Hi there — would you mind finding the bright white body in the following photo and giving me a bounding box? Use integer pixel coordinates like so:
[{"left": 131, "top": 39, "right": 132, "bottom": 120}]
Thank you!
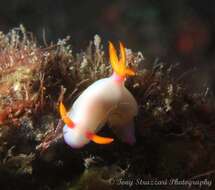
[{"left": 63, "top": 76, "right": 138, "bottom": 148}]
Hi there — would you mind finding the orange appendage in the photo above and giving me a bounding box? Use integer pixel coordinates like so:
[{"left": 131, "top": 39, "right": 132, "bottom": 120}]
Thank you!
[
  {"left": 59, "top": 102, "right": 74, "bottom": 128},
  {"left": 85, "top": 131, "right": 114, "bottom": 144},
  {"left": 109, "top": 41, "right": 135, "bottom": 78}
]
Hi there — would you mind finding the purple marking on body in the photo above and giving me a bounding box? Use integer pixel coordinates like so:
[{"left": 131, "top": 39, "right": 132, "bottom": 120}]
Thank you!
[{"left": 111, "top": 72, "right": 125, "bottom": 83}]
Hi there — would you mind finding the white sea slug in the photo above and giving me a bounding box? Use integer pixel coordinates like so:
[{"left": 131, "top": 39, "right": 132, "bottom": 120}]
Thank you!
[{"left": 59, "top": 42, "right": 138, "bottom": 148}]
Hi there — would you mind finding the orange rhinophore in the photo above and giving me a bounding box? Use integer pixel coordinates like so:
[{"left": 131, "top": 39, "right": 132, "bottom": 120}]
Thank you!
[
  {"left": 60, "top": 101, "right": 114, "bottom": 145},
  {"left": 85, "top": 131, "right": 114, "bottom": 144},
  {"left": 59, "top": 102, "right": 74, "bottom": 128}
]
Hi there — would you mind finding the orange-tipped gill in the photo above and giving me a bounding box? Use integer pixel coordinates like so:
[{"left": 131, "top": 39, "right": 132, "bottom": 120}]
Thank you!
[{"left": 109, "top": 41, "right": 135, "bottom": 78}]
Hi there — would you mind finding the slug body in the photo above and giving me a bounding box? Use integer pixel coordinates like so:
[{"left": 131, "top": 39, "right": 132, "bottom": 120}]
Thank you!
[{"left": 60, "top": 42, "right": 138, "bottom": 148}]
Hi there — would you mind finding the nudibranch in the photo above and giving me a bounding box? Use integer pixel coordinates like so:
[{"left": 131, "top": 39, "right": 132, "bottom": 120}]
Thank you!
[{"left": 60, "top": 42, "right": 138, "bottom": 148}]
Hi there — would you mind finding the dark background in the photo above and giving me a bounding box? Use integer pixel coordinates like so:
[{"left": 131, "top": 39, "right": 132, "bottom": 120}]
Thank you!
[{"left": 1, "top": 0, "right": 215, "bottom": 73}]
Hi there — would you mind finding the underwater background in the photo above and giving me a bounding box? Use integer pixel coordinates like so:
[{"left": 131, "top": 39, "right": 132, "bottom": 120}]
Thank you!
[
  {"left": 0, "top": 0, "right": 215, "bottom": 189},
  {"left": 0, "top": 0, "right": 215, "bottom": 60}
]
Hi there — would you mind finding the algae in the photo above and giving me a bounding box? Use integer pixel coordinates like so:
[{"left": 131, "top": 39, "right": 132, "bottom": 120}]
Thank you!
[{"left": 0, "top": 26, "right": 214, "bottom": 190}]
